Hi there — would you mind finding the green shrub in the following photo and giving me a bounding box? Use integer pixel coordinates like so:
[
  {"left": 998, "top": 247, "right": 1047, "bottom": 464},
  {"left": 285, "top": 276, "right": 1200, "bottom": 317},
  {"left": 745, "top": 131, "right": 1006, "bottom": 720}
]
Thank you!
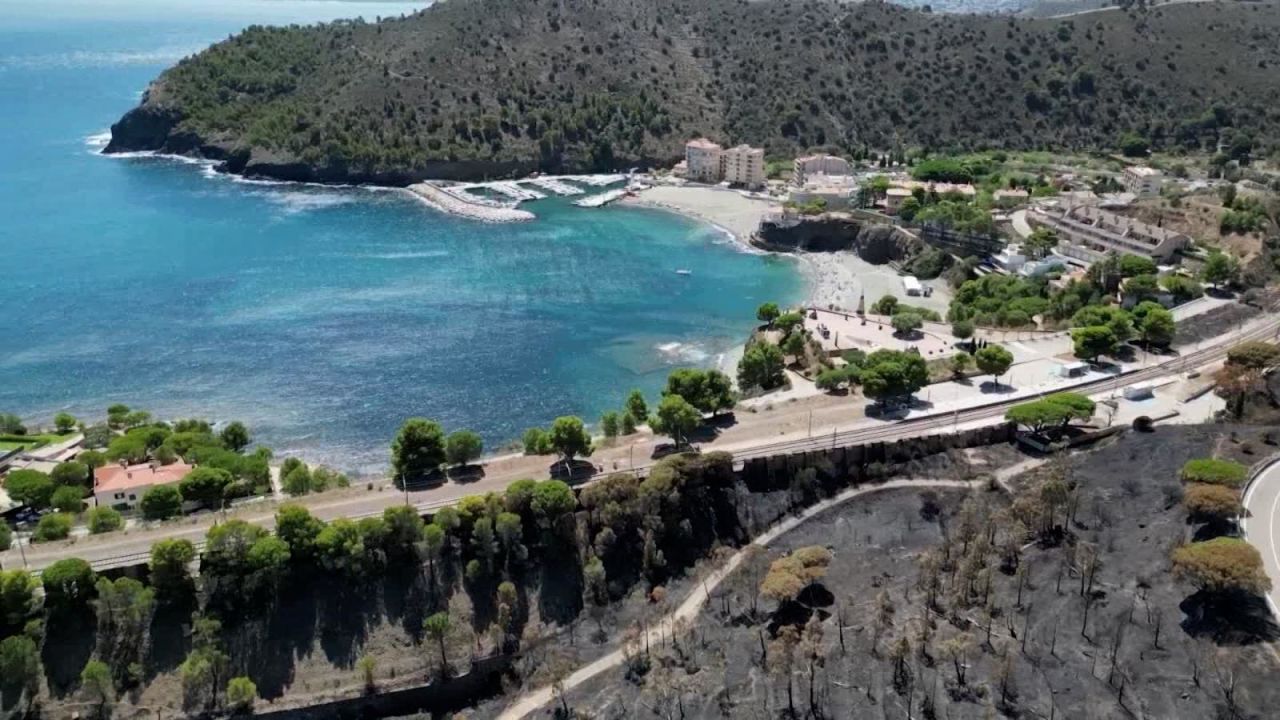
[
  {"left": 1180, "top": 458, "right": 1248, "bottom": 488},
  {"left": 32, "top": 513, "right": 73, "bottom": 543}
]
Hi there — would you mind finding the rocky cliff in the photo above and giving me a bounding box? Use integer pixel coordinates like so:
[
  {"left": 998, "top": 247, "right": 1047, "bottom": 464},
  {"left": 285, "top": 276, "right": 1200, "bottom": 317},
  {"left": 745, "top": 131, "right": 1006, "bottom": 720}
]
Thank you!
[{"left": 753, "top": 214, "right": 921, "bottom": 263}]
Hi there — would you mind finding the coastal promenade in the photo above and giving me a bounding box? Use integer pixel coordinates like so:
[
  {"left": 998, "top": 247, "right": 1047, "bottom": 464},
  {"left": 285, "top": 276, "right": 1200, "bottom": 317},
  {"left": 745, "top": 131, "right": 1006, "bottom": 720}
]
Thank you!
[{"left": 4, "top": 311, "right": 1276, "bottom": 574}]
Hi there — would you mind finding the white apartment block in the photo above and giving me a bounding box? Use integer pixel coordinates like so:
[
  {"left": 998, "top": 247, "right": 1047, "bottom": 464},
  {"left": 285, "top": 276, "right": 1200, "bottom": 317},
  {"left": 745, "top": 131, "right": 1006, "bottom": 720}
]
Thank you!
[
  {"left": 1121, "top": 166, "right": 1164, "bottom": 197},
  {"left": 1028, "top": 204, "right": 1189, "bottom": 265},
  {"left": 684, "top": 138, "right": 723, "bottom": 183},
  {"left": 793, "top": 154, "right": 851, "bottom": 186},
  {"left": 682, "top": 139, "right": 766, "bottom": 189},
  {"left": 721, "top": 144, "right": 765, "bottom": 189}
]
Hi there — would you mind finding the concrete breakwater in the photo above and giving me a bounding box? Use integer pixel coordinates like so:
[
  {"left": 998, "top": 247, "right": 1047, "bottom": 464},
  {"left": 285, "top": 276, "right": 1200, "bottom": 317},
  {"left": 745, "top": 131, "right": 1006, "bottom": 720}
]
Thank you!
[{"left": 406, "top": 182, "right": 535, "bottom": 222}]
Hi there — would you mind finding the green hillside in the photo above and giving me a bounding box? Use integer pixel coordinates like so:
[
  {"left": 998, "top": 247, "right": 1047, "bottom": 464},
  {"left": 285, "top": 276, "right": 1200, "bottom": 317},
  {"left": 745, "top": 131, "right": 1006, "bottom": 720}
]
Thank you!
[{"left": 106, "top": 0, "right": 1280, "bottom": 183}]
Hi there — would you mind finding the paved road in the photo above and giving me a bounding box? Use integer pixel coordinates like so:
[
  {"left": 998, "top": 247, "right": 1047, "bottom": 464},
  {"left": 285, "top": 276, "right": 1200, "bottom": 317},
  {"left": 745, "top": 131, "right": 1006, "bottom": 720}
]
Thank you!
[
  {"left": 6, "top": 312, "right": 1279, "bottom": 574},
  {"left": 1242, "top": 456, "right": 1280, "bottom": 615}
]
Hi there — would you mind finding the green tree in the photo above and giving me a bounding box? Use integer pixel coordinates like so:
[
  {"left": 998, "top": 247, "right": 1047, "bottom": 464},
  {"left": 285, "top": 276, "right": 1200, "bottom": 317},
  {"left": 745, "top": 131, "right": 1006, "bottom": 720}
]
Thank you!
[
  {"left": 383, "top": 505, "right": 425, "bottom": 557},
  {"left": 756, "top": 302, "right": 781, "bottom": 326},
  {"left": 872, "top": 294, "right": 900, "bottom": 316},
  {"left": 1226, "top": 341, "right": 1280, "bottom": 370},
  {"left": 80, "top": 659, "right": 114, "bottom": 714},
  {"left": 4, "top": 469, "right": 54, "bottom": 508},
  {"left": 1123, "top": 273, "right": 1160, "bottom": 301},
  {"left": 41, "top": 557, "right": 97, "bottom": 609},
  {"left": 1005, "top": 393, "right": 1096, "bottom": 433},
  {"left": 859, "top": 350, "right": 929, "bottom": 405},
  {"left": 951, "top": 319, "right": 975, "bottom": 340},
  {"left": 974, "top": 345, "right": 1014, "bottom": 385},
  {"left": 1135, "top": 302, "right": 1176, "bottom": 347},
  {"left": 445, "top": 429, "right": 483, "bottom": 468},
  {"left": 1201, "top": 250, "right": 1238, "bottom": 289},
  {"left": 179, "top": 467, "right": 233, "bottom": 509},
  {"left": 0, "top": 570, "right": 39, "bottom": 631},
  {"left": 85, "top": 506, "right": 123, "bottom": 534},
  {"left": 141, "top": 484, "right": 183, "bottom": 520},
  {"left": 548, "top": 416, "right": 591, "bottom": 467},
  {"left": 219, "top": 421, "right": 251, "bottom": 453},
  {"left": 423, "top": 612, "right": 452, "bottom": 677},
  {"left": 77, "top": 450, "right": 107, "bottom": 469},
  {"left": 1172, "top": 538, "right": 1270, "bottom": 596},
  {"left": 276, "top": 504, "right": 325, "bottom": 560},
  {"left": 1024, "top": 227, "right": 1058, "bottom": 259},
  {"left": 1071, "top": 325, "right": 1117, "bottom": 362},
  {"left": 782, "top": 331, "right": 807, "bottom": 357},
  {"left": 51, "top": 485, "right": 85, "bottom": 513},
  {"left": 522, "top": 426, "right": 552, "bottom": 455},
  {"left": 950, "top": 351, "right": 972, "bottom": 378},
  {"left": 54, "top": 412, "right": 78, "bottom": 434},
  {"left": 0, "top": 413, "right": 26, "bottom": 435},
  {"left": 624, "top": 389, "right": 649, "bottom": 425},
  {"left": 282, "top": 463, "right": 313, "bottom": 496},
  {"left": 33, "top": 512, "right": 73, "bottom": 542},
  {"left": 149, "top": 539, "right": 196, "bottom": 600},
  {"left": 0, "top": 522, "right": 10, "bottom": 551},
  {"left": 531, "top": 480, "right": 576, "bottom": 532},
  {"left": 81, "top": 425, "right": 113, "bottom": 449},
  {"left": 0, "top": 635, "right": 41, "bottom": 702},
  {"left": 1117, "top": 255, "right": 1157, "bottom": 278},
  {"left": 226, "top": 676, "right": 258, "bottom": 713},
  {"left": 600, "top": 411, "right": 620, "bottom": 438},
  {"left": 620, "top": 411, "right": 638, "bottom": 435},
  {"left": 650, "top": 394, "right": 702, "bottom": 448},
  {"left": 1118, "top": 131, "right": 1149, "bottom": 157},
  {"left": 738, "top": 343, "right": 786, "bottom": 391},
  {"left": 891, "top": 312, "right": 923, "bottom": 336},
  {"left": 391, "top": 418, "right": 446, "bottom": 484}
]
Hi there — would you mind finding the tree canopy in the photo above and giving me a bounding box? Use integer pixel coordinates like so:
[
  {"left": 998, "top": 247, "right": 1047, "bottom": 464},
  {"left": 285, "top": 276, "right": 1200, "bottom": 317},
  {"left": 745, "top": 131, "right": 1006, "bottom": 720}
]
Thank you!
[
  {"left": 650, "top": 394, "right": 702, "bottom": 448},
  {"left": 391, "top": 418, "right": 447, "bottom": 483},
  {"left": 1172, "top": 538, "right": 1270, "bottom": 596},
  {"left": 1180, "top": 458, "right": 1248, "bottom": 487},
  {"left": 1005, "top": 392, "right": 1095, "bottom": 433}
]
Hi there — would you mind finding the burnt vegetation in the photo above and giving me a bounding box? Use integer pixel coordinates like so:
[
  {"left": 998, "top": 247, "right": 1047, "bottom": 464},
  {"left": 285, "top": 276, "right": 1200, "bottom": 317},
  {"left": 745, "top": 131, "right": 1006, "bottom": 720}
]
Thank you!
[{"left": 111, "top": 0, "right": 1280, "bottom": 182}]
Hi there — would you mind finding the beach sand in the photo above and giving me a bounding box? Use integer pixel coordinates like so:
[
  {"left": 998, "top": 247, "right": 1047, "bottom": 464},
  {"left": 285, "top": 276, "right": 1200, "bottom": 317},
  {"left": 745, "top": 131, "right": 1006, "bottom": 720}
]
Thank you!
[
  {"left": 623, "top": 184, "right": 778, "bottom": 245},
  {"left": 626, "top": 184, "right": 951, "bottom": 314}
]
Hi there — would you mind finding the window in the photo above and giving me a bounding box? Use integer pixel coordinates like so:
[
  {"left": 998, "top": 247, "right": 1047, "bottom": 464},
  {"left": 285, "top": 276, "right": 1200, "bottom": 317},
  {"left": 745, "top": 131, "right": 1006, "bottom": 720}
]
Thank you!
[
  {"left": 129, "top": 494, "right": 136, "bottom": 501},
  {"left": 114, "top": 492, "right": 125, "bottom": 500}
]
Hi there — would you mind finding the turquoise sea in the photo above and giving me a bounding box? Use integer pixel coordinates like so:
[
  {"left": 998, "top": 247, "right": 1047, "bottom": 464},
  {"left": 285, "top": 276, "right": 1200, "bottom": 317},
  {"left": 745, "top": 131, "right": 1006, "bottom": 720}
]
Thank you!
[{"left": 0, "top": 0, "right": 802, "bottom": 473}]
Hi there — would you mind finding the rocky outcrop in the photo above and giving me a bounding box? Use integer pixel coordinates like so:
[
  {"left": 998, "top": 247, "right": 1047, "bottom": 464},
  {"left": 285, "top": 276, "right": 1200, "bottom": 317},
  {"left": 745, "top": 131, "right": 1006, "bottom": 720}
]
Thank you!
[{"left": 752, "top": 214, "right": 922, "bottom": 263}]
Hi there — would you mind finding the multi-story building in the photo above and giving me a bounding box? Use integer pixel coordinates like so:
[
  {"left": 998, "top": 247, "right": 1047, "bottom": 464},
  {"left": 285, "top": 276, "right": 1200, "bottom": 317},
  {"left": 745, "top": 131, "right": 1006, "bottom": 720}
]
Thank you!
[
  {"left": 793, "top": 154, "right": 851, "bottom": 186},
  {"left": 720, "top": 144, "right": 765, "bottom": 189},
  {"left": 1121, "top": 166, "right": 1165, "bottom": 197},
  {"left": 1028, "top": 204, "right": 1189, "bottom": 265},
  {"left": 684, "top": 138, "right": 723, "bottom": 183}
]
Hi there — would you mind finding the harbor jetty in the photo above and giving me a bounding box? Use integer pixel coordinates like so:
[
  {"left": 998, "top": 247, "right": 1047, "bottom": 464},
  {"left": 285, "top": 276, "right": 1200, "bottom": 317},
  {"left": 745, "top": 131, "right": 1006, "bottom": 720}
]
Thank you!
[{"left": 407, "top": 182, "right": 535, "bottom": 222}]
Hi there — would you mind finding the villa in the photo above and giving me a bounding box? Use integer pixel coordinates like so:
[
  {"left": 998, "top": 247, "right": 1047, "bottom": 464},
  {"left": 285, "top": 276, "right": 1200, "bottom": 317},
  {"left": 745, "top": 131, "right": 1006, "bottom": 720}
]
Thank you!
[{"left": 94, "top": 461, "right": 192, "bottom": 510}]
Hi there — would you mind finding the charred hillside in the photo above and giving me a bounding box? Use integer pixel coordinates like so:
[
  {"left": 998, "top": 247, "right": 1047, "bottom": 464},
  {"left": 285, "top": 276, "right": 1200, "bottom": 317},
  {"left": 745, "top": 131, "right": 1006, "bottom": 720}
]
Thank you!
[{"left": 106, "top": 0, "right": 1280, "bottom": 184}]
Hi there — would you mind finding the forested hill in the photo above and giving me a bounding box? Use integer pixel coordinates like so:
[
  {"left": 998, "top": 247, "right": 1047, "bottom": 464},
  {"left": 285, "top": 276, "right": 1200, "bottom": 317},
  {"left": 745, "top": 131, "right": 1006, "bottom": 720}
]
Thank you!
[{"left": 106, "top": 0, "right": 1280, "bottom": 184}]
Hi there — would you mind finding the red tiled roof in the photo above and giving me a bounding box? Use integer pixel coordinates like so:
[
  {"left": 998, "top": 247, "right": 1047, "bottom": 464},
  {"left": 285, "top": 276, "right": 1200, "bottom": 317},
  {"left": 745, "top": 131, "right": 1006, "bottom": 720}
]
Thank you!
[{"left": 94, "top": 462, "right": 192, "bottom": 494}]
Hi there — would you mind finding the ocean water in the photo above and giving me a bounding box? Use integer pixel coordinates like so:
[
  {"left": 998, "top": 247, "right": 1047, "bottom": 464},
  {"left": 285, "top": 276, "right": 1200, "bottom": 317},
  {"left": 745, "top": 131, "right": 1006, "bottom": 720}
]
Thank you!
[{"left": 0, "top": 0, "right": 802, "bottom": 474}]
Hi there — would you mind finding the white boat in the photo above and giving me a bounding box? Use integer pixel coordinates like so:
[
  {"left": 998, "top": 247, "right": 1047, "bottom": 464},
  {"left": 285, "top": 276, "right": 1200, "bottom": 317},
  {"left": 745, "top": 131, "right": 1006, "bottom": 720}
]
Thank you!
[{"left": 675, "top": 269, "right": 692, "bottom": 276}]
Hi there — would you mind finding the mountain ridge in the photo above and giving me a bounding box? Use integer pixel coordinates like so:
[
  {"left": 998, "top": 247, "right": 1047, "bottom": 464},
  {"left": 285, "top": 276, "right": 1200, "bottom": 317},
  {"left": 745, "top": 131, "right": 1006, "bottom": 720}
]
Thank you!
[{"left": 106, "top": 0, "right": 1280, "bottom": 184}]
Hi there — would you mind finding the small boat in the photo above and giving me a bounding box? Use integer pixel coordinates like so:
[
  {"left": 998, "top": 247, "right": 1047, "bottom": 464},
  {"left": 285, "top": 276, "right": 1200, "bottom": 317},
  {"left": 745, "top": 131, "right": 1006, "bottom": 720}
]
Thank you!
[{"left": 675, "top": 269, "right": 692, "bottom": 276}]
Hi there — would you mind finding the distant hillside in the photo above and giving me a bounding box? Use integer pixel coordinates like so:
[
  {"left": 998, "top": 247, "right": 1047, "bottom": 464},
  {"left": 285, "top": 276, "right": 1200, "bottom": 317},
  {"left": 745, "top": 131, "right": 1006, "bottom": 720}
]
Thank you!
[{"left": 106, "top": 0, "right": 1280, "bottom": 184}]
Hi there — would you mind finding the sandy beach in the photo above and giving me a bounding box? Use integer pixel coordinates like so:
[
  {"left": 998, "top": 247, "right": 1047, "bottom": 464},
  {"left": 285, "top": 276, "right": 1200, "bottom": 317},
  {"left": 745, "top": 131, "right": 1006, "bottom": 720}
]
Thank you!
[{"left": 625, "top": 184, "right": 951, "bottom": 314}]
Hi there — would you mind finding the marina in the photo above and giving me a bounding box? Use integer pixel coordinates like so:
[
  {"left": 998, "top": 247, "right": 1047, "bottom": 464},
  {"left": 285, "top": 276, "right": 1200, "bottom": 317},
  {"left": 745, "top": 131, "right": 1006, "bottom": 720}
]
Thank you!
[{"left": 419, "top": 174, "right": 635, "bottom": 220}]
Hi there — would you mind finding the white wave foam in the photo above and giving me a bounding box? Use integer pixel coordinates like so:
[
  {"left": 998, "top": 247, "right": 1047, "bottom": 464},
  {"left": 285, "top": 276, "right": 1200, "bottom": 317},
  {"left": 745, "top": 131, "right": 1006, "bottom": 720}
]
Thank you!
[
  {"left": 655, "top": 341, "right": 711, "bottom": 365},
  {"left": 84, "top": 130, "right": 111, "bottom": 148},
  {"left": 1, "top": 46, "right": 203, "bottom": 71},
  {"left": 261, "top": 191, "right": 357, "bottom": 214}
]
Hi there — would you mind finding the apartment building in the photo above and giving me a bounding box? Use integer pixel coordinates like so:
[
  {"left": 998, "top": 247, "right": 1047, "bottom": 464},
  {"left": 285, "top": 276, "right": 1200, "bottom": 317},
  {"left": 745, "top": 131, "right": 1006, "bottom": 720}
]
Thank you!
[
  {"left": 793, "top": 154, "right": 851, "bottom": 186},
  {"left": 1028, "top": 204, "right": 1189, "bottom": 264},
  {"left": 721, "top": 144, "right": 765, "bottom": 188},
  {"left": 684, "top": 138, "right": 723, "bottom": 183},
  {"left": 1121, "top": 166, "right": 1165, "bottom": 197}
]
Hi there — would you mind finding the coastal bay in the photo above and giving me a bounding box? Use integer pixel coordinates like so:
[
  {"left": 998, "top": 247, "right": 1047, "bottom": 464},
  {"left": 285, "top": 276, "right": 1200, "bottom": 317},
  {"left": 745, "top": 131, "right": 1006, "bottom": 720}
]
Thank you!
[{"left": 0, "top": 4, "right": 803, "bottom": 475}]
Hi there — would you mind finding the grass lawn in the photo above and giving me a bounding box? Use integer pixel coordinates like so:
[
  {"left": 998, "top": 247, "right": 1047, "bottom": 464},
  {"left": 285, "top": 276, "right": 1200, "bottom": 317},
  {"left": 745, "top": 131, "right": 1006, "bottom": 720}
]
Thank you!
[
  {"left": 0, "top": 431, "right": 76, "bottom": 453},
  {"left": 0, "top": 440, "right": 30, "bottom": 452}
]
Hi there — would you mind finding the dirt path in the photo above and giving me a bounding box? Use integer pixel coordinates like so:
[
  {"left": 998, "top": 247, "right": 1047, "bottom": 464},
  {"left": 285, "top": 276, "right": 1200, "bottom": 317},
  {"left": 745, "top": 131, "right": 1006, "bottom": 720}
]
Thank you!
[{"left": 495, "top": 478, "right": 980, "bottom": 719}]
